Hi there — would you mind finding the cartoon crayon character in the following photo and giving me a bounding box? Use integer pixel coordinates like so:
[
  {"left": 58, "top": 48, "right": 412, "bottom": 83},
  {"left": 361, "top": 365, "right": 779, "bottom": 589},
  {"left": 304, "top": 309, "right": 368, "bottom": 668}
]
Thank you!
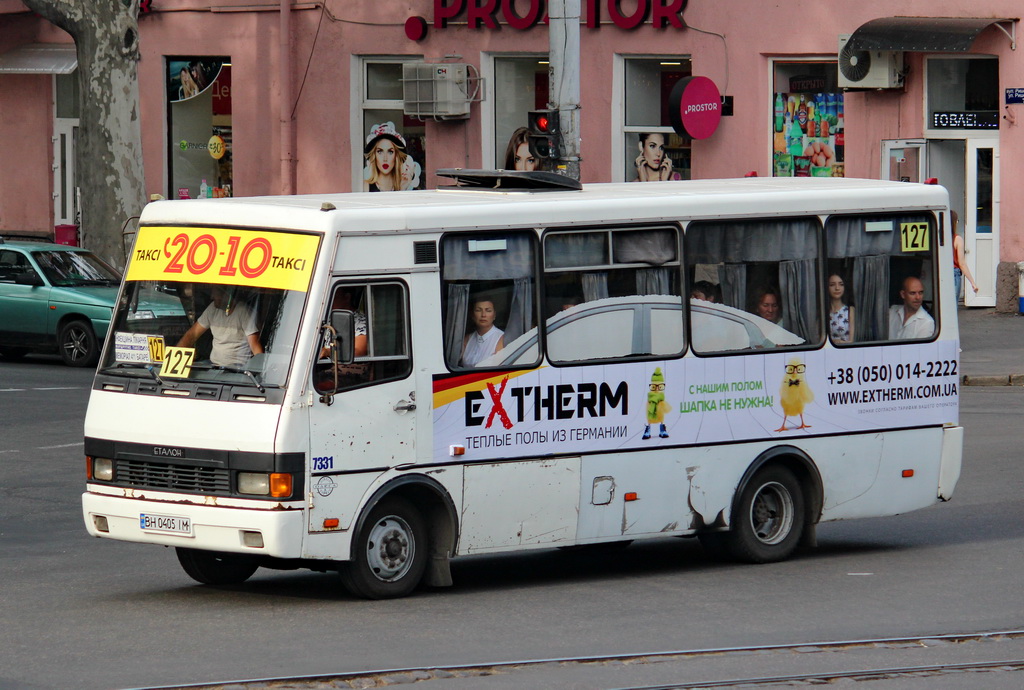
[
  {"left": 643, "top": 367, "right": 672, "bottom": 439},
  {"left": 776, "top": 358, "right": 814, "bottom": 431}
]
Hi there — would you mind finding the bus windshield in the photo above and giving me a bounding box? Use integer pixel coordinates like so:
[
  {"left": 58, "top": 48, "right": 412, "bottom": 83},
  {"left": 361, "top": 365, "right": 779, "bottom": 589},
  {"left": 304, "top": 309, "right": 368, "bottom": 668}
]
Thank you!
[
  {"left": 99, "top": 225, "right": 321, "bottom": 389},
  {"left": 101, "top": 281, "right": 306, "bottom": 388}
]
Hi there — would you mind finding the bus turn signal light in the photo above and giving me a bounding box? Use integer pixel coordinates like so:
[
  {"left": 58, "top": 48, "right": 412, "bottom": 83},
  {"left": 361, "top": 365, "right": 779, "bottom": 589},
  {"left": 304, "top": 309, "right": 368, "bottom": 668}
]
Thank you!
[
  {"left": 624, "top": 492, "right": 638, "bottom": 502},
  {"left": 323, "top": 518, "right": 340, "bottom": 529},
  {"left": 902, "top": 469, "right": 915, "bottom": 478},
  {"left": 270, "top": 473, "right": 293, "bottom": 498}
]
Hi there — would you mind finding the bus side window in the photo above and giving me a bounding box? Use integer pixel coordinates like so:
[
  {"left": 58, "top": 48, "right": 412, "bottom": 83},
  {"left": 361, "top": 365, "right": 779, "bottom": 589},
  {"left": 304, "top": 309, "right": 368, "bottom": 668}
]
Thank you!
[
  {"left": 440, "top": 233, "right": 538, "bottom": 370},
  {"left": 542, "top": 226, "right": 683, "bottom": 363},
  {"left": 685, "top": 218, "right": 822, "bottom": 354},
  {"left": 824, "top": 214, "right": 937, "bottom": 344},
  {"left": 313, "top": 282, "right": 411, "bottom": 393}
]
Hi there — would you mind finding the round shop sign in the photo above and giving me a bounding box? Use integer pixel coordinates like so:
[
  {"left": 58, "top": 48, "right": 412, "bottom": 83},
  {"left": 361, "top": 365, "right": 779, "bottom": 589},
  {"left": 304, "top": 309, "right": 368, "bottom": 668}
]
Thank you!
[
  {"left": 208, "top": 135, "right": 226, "bottom": 160},
  {"left": 669, "top": 76, "right": 722, "bottom": 140}
]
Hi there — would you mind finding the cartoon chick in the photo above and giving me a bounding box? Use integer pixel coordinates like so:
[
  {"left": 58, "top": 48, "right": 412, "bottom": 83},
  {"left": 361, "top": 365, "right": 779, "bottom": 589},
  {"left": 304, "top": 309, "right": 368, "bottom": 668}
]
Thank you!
[
  {"left": 776, "top": 358, "right": 814, "bottom": 431},
  {"left": 643, "top": 367, "right": 672, "bottom": 439}
]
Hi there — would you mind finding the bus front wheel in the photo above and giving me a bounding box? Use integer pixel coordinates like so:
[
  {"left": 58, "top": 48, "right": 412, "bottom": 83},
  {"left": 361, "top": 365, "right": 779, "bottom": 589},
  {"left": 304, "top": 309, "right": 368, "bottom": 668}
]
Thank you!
[
  {"left": 701, "top": 465, "right": 805, "bottom": 563},
  {"left": 176, "top": 547, "right": 259, "bottom": 585},
  {"left": 340, "top": 497, "right": 428, "bottom": 599}
]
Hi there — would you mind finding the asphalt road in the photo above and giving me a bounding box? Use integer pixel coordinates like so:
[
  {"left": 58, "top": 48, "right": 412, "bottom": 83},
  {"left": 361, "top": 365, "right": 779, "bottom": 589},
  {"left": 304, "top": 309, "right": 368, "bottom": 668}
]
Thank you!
[{"left": 1, "top": 356, "right": 1023, "bottom": 689}]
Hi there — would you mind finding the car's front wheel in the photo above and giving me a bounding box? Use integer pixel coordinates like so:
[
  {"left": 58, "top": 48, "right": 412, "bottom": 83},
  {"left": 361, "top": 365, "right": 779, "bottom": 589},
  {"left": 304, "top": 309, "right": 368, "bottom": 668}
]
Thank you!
[{"left": 58, "top": 320, "right": 98, "bottom": 367}]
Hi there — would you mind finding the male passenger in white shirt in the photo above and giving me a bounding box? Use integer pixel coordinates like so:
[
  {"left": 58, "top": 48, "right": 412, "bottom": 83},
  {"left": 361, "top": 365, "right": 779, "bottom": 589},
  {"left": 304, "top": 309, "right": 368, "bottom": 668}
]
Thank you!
[{"left": 888, "top": 276, "right": 934, "bottom": 340}]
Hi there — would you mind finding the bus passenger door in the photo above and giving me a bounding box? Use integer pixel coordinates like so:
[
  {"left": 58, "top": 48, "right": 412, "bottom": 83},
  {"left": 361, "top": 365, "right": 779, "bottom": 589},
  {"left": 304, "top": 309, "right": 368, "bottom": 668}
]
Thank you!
[{"left": 306, "top": 280, "right": 416, "bottom": 541}]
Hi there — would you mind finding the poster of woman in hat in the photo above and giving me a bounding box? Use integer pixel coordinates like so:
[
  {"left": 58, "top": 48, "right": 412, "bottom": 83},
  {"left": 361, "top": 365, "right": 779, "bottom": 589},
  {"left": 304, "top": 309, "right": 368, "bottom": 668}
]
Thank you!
[{"left": 363, "top": 122, "right": 409, "bottom": 192}]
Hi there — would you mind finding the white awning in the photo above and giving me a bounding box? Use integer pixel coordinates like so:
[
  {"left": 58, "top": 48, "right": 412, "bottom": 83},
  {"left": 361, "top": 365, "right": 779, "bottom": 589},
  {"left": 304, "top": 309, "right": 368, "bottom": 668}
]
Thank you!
[{"left": 0, "top": 43, "right": 77, "bottom": 75}]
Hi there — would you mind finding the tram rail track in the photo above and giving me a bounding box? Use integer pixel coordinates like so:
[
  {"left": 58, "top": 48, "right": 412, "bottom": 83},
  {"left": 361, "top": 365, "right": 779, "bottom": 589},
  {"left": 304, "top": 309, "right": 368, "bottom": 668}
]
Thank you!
[{"left": 137, "top": 628, "right": 1024, "bottom": 689}]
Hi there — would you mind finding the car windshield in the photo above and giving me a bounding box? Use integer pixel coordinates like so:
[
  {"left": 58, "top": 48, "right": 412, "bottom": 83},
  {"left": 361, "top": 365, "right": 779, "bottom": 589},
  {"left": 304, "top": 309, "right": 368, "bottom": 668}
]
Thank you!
[
  {"left": 32, "top": 250, "right": 120, "bottom": 287},
  {"left": 100, "top": 280, "right": 307, "bottom": 388}
]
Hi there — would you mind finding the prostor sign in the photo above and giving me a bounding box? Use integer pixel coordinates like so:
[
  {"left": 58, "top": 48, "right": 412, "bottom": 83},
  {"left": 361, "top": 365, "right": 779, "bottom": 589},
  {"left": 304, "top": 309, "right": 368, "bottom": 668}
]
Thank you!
[
  {"left": 669, "top": 76, "right": 722, "bottom": 140},
  {"left": 406, "top": 0, "right": 688, "bottom": 40}
]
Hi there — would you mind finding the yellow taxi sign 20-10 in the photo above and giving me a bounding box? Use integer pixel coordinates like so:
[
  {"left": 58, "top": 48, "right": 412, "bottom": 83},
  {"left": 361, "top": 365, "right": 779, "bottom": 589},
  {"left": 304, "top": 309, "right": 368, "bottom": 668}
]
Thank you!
[{"left": 126, "top": 226, "right": 320, "bottom": 292}]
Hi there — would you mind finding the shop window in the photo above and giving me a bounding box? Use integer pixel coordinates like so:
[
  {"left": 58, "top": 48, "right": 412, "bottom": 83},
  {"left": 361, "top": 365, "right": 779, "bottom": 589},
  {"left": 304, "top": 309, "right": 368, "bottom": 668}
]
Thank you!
[
  {"left": 622, "top": 58, "right": 691, "bottom": 182},
  {"left": 927, "top": 58, "right": 999, "bottom": 130},
  {"left": 167, "top": 57, "right": 232, "bottom": 200},
  {"left": 314, "top": 282, "right": 411, "bottom": 393},
  {"left": 685, "top": 218, "right": 822, "bottom": 354},
  {"left": 440, "top": 233, "right": 539, "bottom": 370},
  {"left": 359, "top": 58, "right": 426, "bottom": 191},
  {"left": 825, "top": 213, "right": 937, "bottom": 344},
  {"left": 492, "top": 57, "right": 549, "bottom": 170},
  {"left": 543, "top": 226, "right": 683, "bottom": 363},
  {"left": 771, "top": 61, "right": 844, "bottom": 178}
]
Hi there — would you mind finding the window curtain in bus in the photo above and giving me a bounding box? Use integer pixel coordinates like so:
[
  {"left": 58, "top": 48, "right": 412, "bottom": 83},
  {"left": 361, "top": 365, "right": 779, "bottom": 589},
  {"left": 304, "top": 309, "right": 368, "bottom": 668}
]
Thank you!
[
  {"left": 852, "top": 255, "right": 889, "bottom": 341},
  {"left": 688, "top": 221, "right": 818, "bottom": 263},
  {"left": 545, "top": 233, "right": 606, "bottom": 268},
  {"left": 779, "top": 259, "right": 816, "bottom": 342},
  {"left": 612, "top": 229, "right": 677, "bottom": 265},
  {"left": 719, "top": 264, "right": 747, "bottom": 310},
  {"left": 504, "top": 277, "right": 533, "bottom": 342},
  {"left": 582, "top": 272, "right": 609, "bottom": 301},
  {"left": 635, "top": 268, "right": 670, "bottom": 295},
  {"left": 444, "top": 283, "right": 470, "bottom": 365},
  {"left": 443, "top": 234, "right": 534, "bottom": 279}
]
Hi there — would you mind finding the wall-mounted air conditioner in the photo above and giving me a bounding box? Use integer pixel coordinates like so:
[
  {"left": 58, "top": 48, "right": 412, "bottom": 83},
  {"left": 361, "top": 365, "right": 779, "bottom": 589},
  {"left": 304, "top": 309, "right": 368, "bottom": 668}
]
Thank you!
[
  {"left": 838, "top": 35, "right": 904, "bottom": 89},
  {"left": 403, "top": 63, "right": 474, "bottom": 120}
]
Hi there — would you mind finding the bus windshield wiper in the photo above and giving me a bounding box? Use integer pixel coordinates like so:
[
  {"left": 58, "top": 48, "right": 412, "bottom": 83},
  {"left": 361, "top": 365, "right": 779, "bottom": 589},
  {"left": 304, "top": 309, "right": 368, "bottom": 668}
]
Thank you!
[
  {"left": 107, "top": 361, "right": 164, "bottom": 383},
  {"left": 206, "top": 364, "right": 266, "bottom": 393}
]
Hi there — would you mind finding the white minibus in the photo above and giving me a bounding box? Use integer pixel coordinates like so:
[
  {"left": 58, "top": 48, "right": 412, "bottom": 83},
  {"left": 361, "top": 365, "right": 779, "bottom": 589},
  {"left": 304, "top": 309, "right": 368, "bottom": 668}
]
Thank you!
[{"left": 83, "top": 172, "right": 962, "bottom": 598}]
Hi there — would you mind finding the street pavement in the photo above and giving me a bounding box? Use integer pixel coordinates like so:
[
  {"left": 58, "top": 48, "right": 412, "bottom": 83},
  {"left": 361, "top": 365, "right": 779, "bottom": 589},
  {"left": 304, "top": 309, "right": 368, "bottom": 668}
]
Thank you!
[{"left": 958, "top": 306, "right": 1024, "bottom": 384}]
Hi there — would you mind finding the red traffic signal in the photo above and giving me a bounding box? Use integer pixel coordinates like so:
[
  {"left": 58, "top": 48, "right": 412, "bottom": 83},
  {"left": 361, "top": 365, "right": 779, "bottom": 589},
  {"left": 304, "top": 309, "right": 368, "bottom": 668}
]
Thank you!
[
  {"left": 528, "top": 110, "right": 556, "bottom": 134},
  {"left": 527, "top": 110, "right": 560, "bottom": 159}
]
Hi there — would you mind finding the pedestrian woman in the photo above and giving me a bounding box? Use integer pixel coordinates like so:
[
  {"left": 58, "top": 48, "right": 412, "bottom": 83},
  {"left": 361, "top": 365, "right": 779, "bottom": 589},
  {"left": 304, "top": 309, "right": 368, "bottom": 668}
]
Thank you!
[{"left": 951, "top": 210, "right": 978, "bottom": 304}]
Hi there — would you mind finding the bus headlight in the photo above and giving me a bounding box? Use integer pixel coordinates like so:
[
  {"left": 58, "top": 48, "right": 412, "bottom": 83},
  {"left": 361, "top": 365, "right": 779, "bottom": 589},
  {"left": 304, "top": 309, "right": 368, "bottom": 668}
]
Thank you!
[
  {"left": 90, "top": 457, "right": 114, "bottom": 481},
  {"left": 238, "top": 472, "right": 293, "bottom": 498},
  {"left": 238, "top": 472, "right": 270, "bottom": 495}
]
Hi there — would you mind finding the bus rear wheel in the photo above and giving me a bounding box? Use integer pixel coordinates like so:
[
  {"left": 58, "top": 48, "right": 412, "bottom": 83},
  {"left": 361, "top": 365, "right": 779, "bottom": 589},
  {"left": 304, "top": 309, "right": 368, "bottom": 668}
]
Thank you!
[
  {"left": 700, "top": 465, "right": 805, "bottom": 564},
  {"left": 176, "top": 547, "right": 259, "bottom": 585},
  {"left": 340, "top": 497, "right": 427, "bottom": 599}
]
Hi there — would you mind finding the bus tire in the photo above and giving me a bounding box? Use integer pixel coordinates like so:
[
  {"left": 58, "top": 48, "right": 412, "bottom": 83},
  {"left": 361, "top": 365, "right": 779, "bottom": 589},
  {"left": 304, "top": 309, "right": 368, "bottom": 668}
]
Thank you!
[
  {"left": 340, "top": 496, "right": 428, "bottom": 599},
  {"left": 58, "top": 319, "right": 98, "bottom": 367},
  {"left": 175, "top": 547, "right": 259, "bottom": 585},
  {"left": 728, "top": 465, "right": 805, "bottom": 563}
]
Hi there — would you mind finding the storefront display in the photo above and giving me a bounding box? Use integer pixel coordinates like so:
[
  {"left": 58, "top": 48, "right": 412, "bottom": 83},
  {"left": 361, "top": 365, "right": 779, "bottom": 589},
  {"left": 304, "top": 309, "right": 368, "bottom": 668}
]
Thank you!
[
  {"left": 771, "top": 64, "right": 843, "bottom": 179},
  {"left": 772, "top": 89, "right": 844, "bottom": 178},
  {"left": 167, "top": 57, "right": 232, "bottom": 199}
]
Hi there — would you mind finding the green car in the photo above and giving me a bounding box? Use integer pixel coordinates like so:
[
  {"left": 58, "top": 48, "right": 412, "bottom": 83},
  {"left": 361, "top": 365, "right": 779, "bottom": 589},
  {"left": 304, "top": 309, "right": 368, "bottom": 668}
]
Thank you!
[{"left": 0, "top": 238, "right": 122, "bottom": 367}]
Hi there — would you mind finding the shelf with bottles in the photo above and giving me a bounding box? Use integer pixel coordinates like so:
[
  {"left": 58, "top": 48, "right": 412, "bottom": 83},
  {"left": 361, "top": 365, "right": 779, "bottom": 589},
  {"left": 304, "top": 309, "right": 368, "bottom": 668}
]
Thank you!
[{"left": 666, "top": 133, "right": 691, "bottom": 181}]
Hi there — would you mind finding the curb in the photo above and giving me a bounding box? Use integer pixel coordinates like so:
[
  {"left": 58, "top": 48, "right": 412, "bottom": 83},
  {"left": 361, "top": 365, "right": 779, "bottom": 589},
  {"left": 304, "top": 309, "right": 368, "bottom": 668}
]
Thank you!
[{"left": 961, "top": 374, "right": 1024, "bottom": 387}]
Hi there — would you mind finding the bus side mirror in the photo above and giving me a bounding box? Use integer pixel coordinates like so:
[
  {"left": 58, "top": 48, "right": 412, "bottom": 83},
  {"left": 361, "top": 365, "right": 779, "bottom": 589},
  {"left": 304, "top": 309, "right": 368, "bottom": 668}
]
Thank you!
[{"left": 329, "top": 309, "right": 355, "bottom": 365}]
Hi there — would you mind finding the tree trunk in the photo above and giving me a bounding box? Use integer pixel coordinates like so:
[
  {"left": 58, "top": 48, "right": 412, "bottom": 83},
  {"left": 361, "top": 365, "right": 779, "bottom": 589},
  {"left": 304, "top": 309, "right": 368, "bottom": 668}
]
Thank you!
[{"left": 21, "top": 0, "right": 146, "bottom": 270}]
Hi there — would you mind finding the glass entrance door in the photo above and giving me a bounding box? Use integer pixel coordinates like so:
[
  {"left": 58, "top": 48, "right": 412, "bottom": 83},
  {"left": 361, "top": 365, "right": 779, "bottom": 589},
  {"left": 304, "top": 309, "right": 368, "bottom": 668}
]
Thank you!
[
  {"left": 881, "top": 139, "right": 925, "bottom": 183},
  {"left": 964, "top": 141, "right": 998, "bottom": 307}
]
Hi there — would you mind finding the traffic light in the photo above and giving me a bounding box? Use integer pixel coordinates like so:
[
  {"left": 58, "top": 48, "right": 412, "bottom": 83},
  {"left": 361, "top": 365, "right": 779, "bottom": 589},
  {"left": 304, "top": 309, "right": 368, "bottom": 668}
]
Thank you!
[{"left": 527, "top": 109, "right": 561, "bottom": 160}]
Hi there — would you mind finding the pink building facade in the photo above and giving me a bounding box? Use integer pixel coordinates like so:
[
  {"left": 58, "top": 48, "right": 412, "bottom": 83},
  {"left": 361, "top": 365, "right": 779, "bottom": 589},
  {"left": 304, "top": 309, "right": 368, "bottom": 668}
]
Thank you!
[{"left": 1, "top": 1, "right": 1021, "bottom": 307}]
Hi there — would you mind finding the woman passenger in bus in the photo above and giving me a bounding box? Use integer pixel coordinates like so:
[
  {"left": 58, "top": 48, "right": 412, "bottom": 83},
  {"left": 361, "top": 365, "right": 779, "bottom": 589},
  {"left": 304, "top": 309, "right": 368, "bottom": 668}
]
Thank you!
[
  {"left": 461, "top": 298, "right": 504, "bottom": 367},
  {"left": 753, "top": 286, "right": 782, "bottom": 324},
  {"left": 827, "top": 273, "right": 855, "bottom": 343}
]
